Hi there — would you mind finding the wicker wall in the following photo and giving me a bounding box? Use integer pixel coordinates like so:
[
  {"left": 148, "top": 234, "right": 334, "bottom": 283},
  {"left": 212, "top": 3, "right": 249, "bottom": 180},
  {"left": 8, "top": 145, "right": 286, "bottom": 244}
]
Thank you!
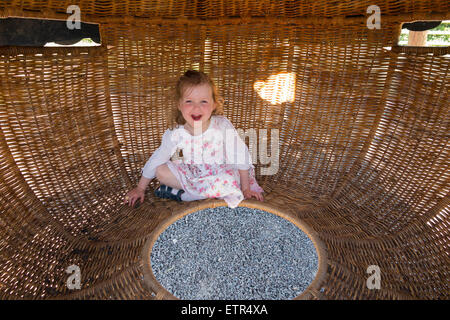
[{"left": 0, "top": 0, "right": 448, "bottom": 299}]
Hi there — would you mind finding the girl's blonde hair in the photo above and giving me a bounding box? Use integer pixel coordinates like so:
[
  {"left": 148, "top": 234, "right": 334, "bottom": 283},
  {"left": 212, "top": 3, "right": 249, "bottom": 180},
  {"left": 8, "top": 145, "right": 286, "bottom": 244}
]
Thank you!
[{"left": 168, "top": 70, "right": 224, "bottom": 130}]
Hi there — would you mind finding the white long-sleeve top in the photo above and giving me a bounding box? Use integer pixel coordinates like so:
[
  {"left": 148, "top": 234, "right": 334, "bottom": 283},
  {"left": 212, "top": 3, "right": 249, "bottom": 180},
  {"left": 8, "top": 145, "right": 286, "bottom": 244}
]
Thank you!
[{"left": 141, "top": 115, "right": 254, "bottom": 179}]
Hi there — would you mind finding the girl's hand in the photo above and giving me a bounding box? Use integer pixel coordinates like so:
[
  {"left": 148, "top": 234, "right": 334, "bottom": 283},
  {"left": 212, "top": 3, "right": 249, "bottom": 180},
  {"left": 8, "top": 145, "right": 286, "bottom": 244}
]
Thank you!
[
  {"left": 124, "top": 187, "right": 145, "bottom": 207},
  {"left": 243, "top": 189, "right": 264, "bottom": 201}
]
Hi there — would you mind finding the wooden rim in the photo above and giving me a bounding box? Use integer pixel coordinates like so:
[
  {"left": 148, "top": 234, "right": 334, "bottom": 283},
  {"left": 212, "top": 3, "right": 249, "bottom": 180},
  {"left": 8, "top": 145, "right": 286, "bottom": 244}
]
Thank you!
[{"left": 141, "top": 199, "right": 328, "bottom": 300}]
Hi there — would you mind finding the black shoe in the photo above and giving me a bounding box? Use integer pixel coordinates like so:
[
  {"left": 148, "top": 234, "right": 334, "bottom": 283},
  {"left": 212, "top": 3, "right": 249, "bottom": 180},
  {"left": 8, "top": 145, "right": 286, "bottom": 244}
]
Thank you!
[{"left": 154, "top": 185, "right": 185, "bottom": 202}]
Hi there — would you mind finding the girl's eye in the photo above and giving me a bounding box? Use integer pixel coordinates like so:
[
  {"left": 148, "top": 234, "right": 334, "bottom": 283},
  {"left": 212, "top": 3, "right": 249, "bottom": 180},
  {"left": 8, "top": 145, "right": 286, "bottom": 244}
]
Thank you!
[
  {"left": 185, "top": 100, "right": 192, "bottom": 103},
  {"left": 201, "top": 100, "right": 208, "bottom": 104}
]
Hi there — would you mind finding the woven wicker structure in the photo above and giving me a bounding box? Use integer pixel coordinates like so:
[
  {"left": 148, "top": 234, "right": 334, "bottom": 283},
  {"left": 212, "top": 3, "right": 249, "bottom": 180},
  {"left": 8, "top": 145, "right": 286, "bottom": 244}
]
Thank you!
[{"left": 0, "top": 1, "right": 448, "bottom": 299}]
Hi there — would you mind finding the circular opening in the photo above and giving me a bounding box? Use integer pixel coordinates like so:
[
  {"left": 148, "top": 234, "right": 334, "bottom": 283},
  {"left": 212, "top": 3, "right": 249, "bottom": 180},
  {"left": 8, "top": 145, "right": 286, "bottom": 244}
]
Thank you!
[{"left": 142, "top": 202, "right": 327, "bottom": 300}]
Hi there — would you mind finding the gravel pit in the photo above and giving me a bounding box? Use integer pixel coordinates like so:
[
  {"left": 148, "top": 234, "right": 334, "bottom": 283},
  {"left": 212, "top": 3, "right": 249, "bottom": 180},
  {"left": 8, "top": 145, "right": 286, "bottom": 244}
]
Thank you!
[{"left": 149, "top": 206, "right": 319, "bottom": 300}]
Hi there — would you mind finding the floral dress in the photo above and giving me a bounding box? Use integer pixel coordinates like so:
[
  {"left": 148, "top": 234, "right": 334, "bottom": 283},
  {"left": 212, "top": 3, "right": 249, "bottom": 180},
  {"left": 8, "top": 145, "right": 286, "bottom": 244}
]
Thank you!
[{"left": 141, "top": 115, "right": 264, "bottom": 208}]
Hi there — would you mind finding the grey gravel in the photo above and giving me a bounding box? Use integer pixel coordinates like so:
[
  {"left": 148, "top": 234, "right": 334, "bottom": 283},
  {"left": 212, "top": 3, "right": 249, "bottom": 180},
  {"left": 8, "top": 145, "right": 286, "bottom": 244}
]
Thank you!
[{"left": 150, "top": 206, "right": 318, "bottom": 300}]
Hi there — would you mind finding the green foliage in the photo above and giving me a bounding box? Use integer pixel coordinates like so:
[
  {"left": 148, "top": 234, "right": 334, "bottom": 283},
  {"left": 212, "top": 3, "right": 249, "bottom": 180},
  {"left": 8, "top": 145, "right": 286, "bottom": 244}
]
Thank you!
[
  {"left": 433, "top": 22, "right": 450, "bottom": 31},
  {"left": 428, "top": 34, "right": 450, "bottom": 42}
]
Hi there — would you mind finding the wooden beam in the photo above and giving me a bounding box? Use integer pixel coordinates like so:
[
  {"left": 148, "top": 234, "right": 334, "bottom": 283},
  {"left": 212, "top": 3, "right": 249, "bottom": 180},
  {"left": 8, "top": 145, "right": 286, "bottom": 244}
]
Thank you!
[{"left": 408, "top": 30, "right": 429, "bottom": 46}]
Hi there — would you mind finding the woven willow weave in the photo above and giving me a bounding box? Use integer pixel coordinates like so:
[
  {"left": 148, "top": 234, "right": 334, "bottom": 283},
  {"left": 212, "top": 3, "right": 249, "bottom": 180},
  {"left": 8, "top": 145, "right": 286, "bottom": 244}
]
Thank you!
[{"left": 0, "top": 1, "right": 449, "bottom": 299}]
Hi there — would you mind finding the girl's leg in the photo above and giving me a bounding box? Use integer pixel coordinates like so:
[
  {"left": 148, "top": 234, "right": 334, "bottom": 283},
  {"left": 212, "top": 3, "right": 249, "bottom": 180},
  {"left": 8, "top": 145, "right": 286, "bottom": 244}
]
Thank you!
[
  {"left": 155, "top": 162, "right": 207, "bottom": 202},
  {"left": 155, "top": 163, "right": 183, "bottom": 190}
]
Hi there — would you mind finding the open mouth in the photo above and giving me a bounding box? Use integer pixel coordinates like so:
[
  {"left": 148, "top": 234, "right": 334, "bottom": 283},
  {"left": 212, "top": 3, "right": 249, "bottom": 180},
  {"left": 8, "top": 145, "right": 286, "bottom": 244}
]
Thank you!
[{"left": 191, "top": 114, "right": 202, "bottom": 121}]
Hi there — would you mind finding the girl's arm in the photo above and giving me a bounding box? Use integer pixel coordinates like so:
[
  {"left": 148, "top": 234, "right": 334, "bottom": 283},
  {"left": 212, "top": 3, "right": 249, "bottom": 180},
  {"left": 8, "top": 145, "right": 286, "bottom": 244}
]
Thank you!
[
  {"left": 124, "top": 175, "right": 151, "bottom": 206},
  {"left": 125, "top": 129, "right": 177, "bottom": 206},
  {"left": 222, "top": 117, "right": 254, "bottom": 171},
  {"left": 221, "top": 116, "right": 263, "bottom": 201},
  {"left": 238, "top": 169, "right": 250, "bottom": 191},
  {"left": 136, "top": 176, "right": 151, "bottom": 191},
  {"left": 239, "top": 169, "right": 264, "bottom": 201},
  {"left": 141, "top": 129, "right": 177, "bottom": 181}
]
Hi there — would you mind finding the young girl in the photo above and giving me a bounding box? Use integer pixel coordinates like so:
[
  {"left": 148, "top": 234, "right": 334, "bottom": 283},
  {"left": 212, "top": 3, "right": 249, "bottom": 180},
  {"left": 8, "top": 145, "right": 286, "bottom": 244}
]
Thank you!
[{"left": 124, "top": 70, "right": 264, "bottom": 208}]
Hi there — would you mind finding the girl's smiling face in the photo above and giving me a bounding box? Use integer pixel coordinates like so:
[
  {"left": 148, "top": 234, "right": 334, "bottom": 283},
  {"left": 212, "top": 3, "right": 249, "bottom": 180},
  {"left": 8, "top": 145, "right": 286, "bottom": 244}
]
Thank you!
[{"left": 178, "top": 83, "right": 216, "bottom": 134}]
